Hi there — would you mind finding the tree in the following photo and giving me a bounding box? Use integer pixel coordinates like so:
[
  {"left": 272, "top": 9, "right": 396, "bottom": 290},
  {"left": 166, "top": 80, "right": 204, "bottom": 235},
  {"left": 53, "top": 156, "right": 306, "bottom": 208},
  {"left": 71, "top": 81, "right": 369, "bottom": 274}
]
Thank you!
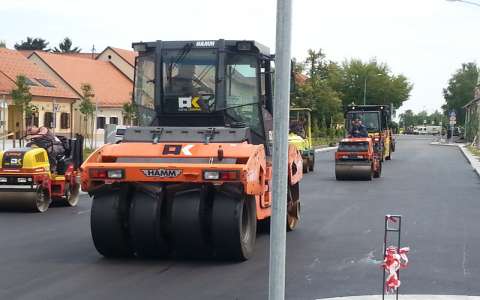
[
  {"left": 11, "top": 75, "right": 35, "bottom": 140},
  {"left": 399, "top": 109, "right": 447, "bottom": 129},
  {"left": 399, "top": 109, "right": 415, "bottom": 128},
  {"left": 292, "top": 49, "right": 413, "bottom": 140},
  {"left": 292, "top": 49, "right": 343, "bottom": 136},
  {"left": 14, "top": 37, "right": 49, "bottom": 51},
  {"left": 442, "top": 62, "right": 478, "bottom": 125},
  {"left": 339, "top": 59, "right": 413, "bottom": 109},
  {"left": 79, "top": 83, "right": 95, "bottom": 148},
  {"left": 122, "top": 95, "right": 137, "bottom": 126},
  {"left": 53, "top": 37, "right": 81, "bottom": 53},
  {"left": 0, "top": 40, "right": 6, "bottom": 48}
]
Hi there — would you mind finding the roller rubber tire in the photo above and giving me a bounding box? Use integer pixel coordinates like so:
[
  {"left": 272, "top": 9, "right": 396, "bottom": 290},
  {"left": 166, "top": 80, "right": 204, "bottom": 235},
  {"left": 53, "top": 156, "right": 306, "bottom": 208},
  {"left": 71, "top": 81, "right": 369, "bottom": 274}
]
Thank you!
[
  {"left": 287, "top": 183, "right": 300, "bottom": 232},
  {"left": 373, "top": 161, "right": 382, "bottom": 178},
  {"left": 129, "top": 190, "right": 169, "bottom": 258},
  {"left": 303, "top": 158, "right": 309, "bottom": 174},
  {"left": 212, "top": 192, "right": 256, "bottom": 261},
  {"left": 386, "top": 145, "right": 392, "bottom": 160},
  {"left": 91, "top": 190, "right": 133, "bottom": 258},
  {"left": 170, "top": 187, "right": 211, "bottom": 258}
]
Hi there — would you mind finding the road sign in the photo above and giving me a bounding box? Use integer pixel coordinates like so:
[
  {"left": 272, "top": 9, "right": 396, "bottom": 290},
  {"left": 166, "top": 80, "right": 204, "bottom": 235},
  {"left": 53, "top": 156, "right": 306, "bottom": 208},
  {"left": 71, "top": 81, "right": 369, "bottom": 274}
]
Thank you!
[{"left": 449, "top": 111, "right": 456, "bottom": 118}]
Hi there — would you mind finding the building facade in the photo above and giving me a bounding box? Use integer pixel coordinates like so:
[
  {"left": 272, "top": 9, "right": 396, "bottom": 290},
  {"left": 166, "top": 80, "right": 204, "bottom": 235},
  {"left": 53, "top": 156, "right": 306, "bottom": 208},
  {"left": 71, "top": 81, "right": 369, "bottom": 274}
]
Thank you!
[
  {"left": 464, "top": 85, "right": 480, "bottom": 146},
  {"left": 0, "top": 48, "right": 78, "bottom": 139},
  {"left": 29, "top": 48, "right": 136, "bottom": 139},
  {"left": 1, "top": 46, "right": 137, "bottom": 141}
]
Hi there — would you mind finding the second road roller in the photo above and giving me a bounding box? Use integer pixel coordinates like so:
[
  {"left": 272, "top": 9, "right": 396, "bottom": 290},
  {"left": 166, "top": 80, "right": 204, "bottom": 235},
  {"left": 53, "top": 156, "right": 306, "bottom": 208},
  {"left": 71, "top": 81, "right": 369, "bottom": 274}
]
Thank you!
[{"left": 0, "top": 135, "right": 83, "bottom": 212}]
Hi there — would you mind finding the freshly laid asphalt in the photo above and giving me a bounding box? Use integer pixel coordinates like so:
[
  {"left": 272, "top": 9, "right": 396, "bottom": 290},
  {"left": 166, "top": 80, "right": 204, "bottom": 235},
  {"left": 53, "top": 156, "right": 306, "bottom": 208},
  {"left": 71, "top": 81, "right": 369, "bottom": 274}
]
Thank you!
[{"left": 0, "top": 135, "right": 478, "bottom": 300}]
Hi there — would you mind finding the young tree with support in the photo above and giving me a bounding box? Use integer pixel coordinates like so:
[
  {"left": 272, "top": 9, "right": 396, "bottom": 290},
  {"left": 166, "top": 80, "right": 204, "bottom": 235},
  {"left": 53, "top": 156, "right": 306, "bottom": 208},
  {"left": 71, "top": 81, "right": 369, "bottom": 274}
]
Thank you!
[
  {"left": 122, "top": 94, "right": 137, "bottom": 126},
  {"left": 79, "top": 83, "right": 95, "bottom": 149},
  {"left": 11, "top": 75, "right": 35, "bottom": 145}
]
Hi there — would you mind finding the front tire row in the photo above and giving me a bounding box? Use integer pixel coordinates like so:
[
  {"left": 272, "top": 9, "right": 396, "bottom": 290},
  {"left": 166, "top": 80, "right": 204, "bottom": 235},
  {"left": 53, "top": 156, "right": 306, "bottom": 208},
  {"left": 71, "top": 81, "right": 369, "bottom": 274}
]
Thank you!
[{"left": 90, "top": 183, "right": 298, "bottom": 261}]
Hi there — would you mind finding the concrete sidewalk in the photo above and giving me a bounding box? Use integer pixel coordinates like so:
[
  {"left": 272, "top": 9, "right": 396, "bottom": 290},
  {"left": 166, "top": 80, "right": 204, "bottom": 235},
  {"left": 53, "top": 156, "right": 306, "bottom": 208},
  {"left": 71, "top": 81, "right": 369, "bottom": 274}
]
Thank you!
[
  {"left": 459, "top": 145, "right": 480, "bottom": 178},
  {"left": 318, "top": 295, "right": 480, "bottom": 300}
]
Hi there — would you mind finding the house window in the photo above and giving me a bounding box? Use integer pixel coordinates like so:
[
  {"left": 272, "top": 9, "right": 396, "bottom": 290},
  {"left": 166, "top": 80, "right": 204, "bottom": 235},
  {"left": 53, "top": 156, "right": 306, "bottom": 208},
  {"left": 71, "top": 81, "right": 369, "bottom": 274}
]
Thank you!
[
  {"left": 44, "top": 112, "right": 54, "bottom": 128},
  {"left": 35, "top": 78, "right": 55, "bottom": 88},
  {"left": 26, "top": 113, "right": 39, "bottom": 127},
  {"left": 96, "top": 116, "right": 106, "bottom": 129},
  {"left": 60, "top": 113, "right": 70, "bottom": 129},
  {"left": 110, "top": 117, "right": 118, "bottom": 125},
  {"left": 24, "top": 77, "right": 38, "bottom": 86}
]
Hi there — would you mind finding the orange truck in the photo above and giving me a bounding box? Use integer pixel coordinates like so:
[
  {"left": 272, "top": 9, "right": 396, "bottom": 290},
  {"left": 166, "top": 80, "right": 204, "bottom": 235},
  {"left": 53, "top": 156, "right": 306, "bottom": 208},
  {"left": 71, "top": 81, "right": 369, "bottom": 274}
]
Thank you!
[{"left": 81, "top": 40, "right": 303, "bottom": 261}]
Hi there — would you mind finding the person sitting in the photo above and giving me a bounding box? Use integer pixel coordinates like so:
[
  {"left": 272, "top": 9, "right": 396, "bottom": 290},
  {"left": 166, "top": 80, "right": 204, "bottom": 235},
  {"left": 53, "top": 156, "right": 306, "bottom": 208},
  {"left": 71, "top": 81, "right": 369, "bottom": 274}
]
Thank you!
[
  {"left": 26, "top": 126, "right": 65, "bottom": 171},
  {"left": 350, "top": 119, "right": 368, "bottom": 138},
  {"left": 290, "top": 120, "right": 305, "bottom": 138}
]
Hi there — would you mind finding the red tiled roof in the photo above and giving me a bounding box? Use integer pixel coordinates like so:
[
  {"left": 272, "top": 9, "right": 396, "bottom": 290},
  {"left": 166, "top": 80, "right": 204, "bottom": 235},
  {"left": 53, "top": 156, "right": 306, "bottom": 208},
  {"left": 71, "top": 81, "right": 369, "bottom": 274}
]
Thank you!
[
  {"left": 0, "top": 48, "right": 77, "bottom": 99},
  {"left": 32, "top": 51, "right": 133, "bottom": 107},
  {"left": 295, "top": 73, "right": 309, "bottom": 85},
  {"left": 59, "top": 52, "right": 95, "bottom": 59},
  {"left": 109, "top": 47, "right": 137, "bottom": 66},
  {"left": 0, "top": 71, "right": 14, "bottom": 94},
  {"left": 18, "top": 50, "right": 37, "bottom": 57}
]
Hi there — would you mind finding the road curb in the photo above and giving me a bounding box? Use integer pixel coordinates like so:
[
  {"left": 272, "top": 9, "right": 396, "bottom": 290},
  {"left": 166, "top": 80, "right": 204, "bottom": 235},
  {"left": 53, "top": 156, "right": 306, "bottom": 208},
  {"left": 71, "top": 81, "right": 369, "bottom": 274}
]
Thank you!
[
  {"left": 315, "top": 146, "right": 337, "bottom": 153},
  {"left": 431, "top": 142, "right": 480, "bottom": 178},
  {"left": 459, "top": 145, "right": 480, "bottom": 178},
  {"left": 317, "top": 295, "right": 480, "bottom": 300},
  {"left": 430, "top": 141, "right": 461, "bottom": 147}
]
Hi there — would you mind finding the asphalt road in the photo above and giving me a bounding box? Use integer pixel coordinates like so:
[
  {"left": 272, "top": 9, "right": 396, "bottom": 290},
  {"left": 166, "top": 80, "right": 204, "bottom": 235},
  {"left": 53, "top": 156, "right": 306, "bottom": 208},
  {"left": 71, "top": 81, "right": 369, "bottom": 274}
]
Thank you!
[{"left": 0, "top": 135, "right": 478, "bottom": 300}]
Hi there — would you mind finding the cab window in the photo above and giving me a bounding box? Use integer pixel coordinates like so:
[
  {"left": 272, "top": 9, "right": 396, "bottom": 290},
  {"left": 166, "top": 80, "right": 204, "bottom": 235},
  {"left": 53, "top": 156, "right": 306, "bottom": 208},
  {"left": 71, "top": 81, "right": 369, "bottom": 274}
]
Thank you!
[{"left": 225, "top": 54, "right": 262, "bottom": 134}]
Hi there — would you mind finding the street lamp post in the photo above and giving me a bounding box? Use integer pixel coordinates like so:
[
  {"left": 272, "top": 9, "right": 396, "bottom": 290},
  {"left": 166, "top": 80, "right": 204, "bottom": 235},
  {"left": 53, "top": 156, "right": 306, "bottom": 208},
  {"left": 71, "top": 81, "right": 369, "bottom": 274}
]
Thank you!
[
  {"left": 1, "top": 95, "right": 6, "bottom": 150},
  {"left": 269, "top": 0, "right": 292, "bottom": 299},
  {"left": 363, "top": 73, "right": 382, "bottom": 105},
  {"left": 446, "top": 0, "right": 480, "bottom": 7}
]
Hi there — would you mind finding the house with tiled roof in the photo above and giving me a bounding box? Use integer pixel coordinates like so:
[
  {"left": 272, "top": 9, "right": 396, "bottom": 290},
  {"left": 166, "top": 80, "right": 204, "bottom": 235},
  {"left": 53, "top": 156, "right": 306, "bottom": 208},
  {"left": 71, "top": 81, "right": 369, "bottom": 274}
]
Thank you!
[
  {"left": 0, "top": 48, "right": 78, "bottom": 138},
  {"left": 29, "top": 50, "right": 134, "bottom": 137},
  {"left": 96, "top": 47, "right": 137, "bottom": 81}
]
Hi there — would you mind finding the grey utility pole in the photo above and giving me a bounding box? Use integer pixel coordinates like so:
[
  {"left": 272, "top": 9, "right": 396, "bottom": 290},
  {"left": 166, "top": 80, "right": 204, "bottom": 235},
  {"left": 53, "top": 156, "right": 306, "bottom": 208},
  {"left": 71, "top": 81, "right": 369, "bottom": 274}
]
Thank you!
[
  {"left": 52, "top": 98, "right": 57, "bottom": 136},
  {"left": 1, "top": 95, "right": 6, "bottom": 150},
  {"left": 269, "top": 0, "right": 292, "bottom": 299},
  {"left": 363, "top": 73, "right": 382, "bottom": 105},
  {"left": 446, "top": 0, "right": 480, "bottom": 7},
  {"left": 363, "top": 77, "right": 367, "bottom": 105}
]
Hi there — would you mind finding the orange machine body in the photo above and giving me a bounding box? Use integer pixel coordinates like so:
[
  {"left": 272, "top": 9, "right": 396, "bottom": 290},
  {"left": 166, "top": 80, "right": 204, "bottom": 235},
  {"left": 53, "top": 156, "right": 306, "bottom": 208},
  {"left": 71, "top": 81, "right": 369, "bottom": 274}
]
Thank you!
[{"left": 81, "top": 142, "right": 303, "bottom": 220}]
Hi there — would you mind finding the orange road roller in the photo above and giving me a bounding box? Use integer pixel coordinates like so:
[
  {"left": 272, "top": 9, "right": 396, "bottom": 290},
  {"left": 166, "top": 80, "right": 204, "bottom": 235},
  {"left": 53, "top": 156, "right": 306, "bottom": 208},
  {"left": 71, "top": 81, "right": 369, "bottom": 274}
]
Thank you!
[
  {"left": 335, "top": 137, "right": 382, "bottom": 180},
  {"left": 81, "top": 40, "right": 304, "bottom": 261}
]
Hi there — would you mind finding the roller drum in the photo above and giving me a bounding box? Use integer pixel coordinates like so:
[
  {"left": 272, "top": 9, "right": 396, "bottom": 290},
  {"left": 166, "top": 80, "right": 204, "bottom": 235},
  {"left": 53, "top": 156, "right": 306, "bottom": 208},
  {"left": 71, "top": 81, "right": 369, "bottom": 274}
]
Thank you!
[
  {"left": 335, "top": 161, "right": 372, "bottom": 181},
  {"left": 0, "top": 189, "right": 50, "bottom": 212}
]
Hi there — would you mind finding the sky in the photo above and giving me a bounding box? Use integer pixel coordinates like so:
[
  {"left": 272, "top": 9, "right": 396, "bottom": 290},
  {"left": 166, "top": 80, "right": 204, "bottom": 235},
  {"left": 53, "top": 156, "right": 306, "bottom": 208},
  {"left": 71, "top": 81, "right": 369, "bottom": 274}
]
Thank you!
[{"left": 1, "top": 0, "right": 479, "bottom": 114}]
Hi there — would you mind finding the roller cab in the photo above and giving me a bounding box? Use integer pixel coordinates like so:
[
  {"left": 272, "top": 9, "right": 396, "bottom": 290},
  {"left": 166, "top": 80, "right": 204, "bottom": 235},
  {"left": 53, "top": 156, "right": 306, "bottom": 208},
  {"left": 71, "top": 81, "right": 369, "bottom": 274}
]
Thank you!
[
  {"left": 345, "top": 104, "right": 395, "bottom": 161},
  {"left": 82, "top": 39, "right": 304, "bottom": 261}
]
